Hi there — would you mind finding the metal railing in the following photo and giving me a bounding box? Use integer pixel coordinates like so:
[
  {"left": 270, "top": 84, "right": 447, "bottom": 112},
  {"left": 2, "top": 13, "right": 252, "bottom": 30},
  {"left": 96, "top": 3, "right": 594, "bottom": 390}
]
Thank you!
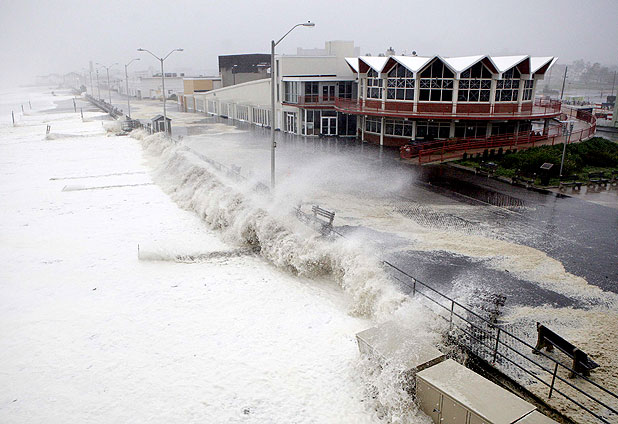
[
  {"left": 282, "top": 95, "right": 346, "bottom": 107},
  {"left": 84, "top": 94, "right": 124, "bottom": 119},
  {"left": 382, "top": 261, "right": 617, "bottom": 424},
  {"left": 334, "top": 97, "right": 562, "bottom": 120},
  {"left": 406, "top": 106, "right": 597, "bottom": 164}
]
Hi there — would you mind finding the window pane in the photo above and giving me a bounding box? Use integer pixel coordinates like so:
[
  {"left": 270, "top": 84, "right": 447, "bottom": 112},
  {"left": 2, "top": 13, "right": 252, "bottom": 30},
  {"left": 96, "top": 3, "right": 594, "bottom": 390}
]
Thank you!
[
  {"left": 442, "top": 90, "right": 452, "bottom": 102},
  {"left": 387, "top": 88, "right": 395, "bottom": 99},
  {"left": 405, "top": 89, "right": 414, "bottom": 100},
  {"left": 396, "top": 89, "right": 405, "bottom": 100},
  {"left": 420, "top": 89, "right": 430, "bottom": 101},
  {"left": 430, "top": 90, "right": 441, "bottom": 101}
]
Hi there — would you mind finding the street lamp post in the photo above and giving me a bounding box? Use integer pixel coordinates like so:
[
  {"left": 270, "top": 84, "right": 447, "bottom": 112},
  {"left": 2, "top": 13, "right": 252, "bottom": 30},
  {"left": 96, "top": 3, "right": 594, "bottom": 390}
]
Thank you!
[
  {"left": 232, "top": 64, "right": 238, "bottom": 85},
  {"left": 96, "top": 69, "right": 101, "bottom": 100},
  {"left": 559, "top": 120, "right": 574, "bottom": 177},
  {"left": 96, "top": 62, "right": 118, "bottom": 106},
  {"left": 124, "top": 58, "right": 140, "bottom": 119},
  {"left": 270, "top": 21, "right": 315, "bottom": 189},
  {"left": 137, "top": 48, "right": 183, "bottom": 135}
]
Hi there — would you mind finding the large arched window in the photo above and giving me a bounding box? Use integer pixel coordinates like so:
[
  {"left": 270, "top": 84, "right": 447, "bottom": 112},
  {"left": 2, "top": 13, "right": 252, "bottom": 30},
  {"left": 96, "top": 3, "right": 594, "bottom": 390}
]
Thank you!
[
  {"left": 419, "top": 60, "right": 454, "bottom": 102},
  {"left": 495, "top": 66, "right": 521, "bottom": 102},
  {"left": 386, "top": 64, "right": 414, "bottom": 100},
  {"left": 366, "top": 69, "right": 383, "bottom": 99},
  {"left": 458, "top": 62, "right": 492, "bottom": 102}
]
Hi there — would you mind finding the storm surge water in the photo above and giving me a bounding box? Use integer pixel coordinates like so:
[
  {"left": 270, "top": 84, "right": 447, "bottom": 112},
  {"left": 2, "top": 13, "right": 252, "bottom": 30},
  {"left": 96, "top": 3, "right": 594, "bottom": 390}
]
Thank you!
[
  {"left": 133, "top": 130, "right": 407, "bottom": 321},
  {"left": 132, "top": 130, "right": 448, "bottom": 423}
]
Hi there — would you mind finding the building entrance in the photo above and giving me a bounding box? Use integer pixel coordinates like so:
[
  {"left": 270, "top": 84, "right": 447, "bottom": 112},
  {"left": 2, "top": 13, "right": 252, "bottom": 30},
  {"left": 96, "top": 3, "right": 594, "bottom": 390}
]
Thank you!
[
  {"left": 321, "top": 116, "right": 337, "bottom": 136},
  {"left": 285, "top": 111, "right": 297, "bottom": 134}
]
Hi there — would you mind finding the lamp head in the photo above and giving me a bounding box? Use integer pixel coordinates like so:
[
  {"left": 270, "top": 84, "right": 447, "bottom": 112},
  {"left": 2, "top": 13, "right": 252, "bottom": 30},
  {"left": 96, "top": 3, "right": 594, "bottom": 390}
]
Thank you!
[
  {"left": 303, "top": 21, "right": 315, "bottom": 27},
  {"left": 137, "top": 48, "right": 144, "bottom": 51},
  {"left": 176, "top": 48, "right": 184, "bottom": 52}
]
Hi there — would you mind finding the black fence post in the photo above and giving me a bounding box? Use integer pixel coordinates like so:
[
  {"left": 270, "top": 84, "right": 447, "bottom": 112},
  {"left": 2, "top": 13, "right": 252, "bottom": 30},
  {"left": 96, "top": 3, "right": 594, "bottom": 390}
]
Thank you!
[
  {"left": 449, "top": 300, "right": 455, "bottom": 330},
  {"left": 493, "top": 328, "right": 501, "bottom": 363},
  {"left": 549, "top": 363, "right": 559, "bottom": 399}
]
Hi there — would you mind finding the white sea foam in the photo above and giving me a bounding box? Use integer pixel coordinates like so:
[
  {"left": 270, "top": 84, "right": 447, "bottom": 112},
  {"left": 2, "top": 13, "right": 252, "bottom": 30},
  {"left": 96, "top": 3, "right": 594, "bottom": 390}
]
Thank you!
[{"left": 135, "top": 132, "right": 409, "bottom": 321}]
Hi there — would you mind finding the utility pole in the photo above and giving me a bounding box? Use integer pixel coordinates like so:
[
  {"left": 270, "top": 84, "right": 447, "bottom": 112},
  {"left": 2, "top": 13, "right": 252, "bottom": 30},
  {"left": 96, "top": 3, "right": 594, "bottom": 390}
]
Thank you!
[
  {"left": 270, "top": 21, "right": 315, "bottom": 189},
  {"left": 124, "top": 58, "right": 140, "bottom": 119},
  {"left": 611, "top": 70, "right": 616, "bottom": 98},
  {"left": 96, "top": 69, "right": 101, "bottom": 100},
  {"left": 137, "top": 48, "right": 184, "bottom": 135},
  {"left": 560, "top": 66, "right": 568, "bottom": 101},
  {"left": 97, "top": 63, "right": 118, "bottom": 106}
]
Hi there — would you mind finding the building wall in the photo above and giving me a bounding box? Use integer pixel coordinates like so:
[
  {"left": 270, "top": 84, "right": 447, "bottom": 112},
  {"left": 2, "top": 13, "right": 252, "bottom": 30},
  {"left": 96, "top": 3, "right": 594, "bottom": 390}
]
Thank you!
[
  {"left": 219, "top": 53, "right": 271, "bottom": 87},
  {"left": 183, "top": 79, "right": 221, "bottom": 94},
  {"left": 133, "top": 77, "right": 184, "bottom": 99}
]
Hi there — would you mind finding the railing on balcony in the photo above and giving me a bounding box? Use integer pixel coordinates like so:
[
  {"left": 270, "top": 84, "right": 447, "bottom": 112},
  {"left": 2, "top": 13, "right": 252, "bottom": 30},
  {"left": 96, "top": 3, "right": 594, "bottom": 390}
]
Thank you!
[
  {"left": 401, "top": 107, "right": 597, "bottom": 164},
  {"left": 334, "top": 97, "right": 562, "bottom": 119},
  {"left": 283, "top": 95, "right": 346, "bottom": 107}
]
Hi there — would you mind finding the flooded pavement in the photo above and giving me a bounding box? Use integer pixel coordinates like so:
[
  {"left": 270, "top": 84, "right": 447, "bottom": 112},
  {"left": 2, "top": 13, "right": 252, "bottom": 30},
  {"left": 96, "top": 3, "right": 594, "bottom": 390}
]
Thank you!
[
  {"left": 168, "top": 114, "right": 617, "bottom": 311},
  {"left": 96, "top": 91, "right": 618, "bottom": 309}
]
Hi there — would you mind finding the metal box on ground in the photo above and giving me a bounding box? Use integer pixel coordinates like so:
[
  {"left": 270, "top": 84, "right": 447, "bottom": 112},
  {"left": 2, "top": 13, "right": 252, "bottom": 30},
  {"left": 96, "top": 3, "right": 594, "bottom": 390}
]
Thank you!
[
  {"left": 416, "top": 359, "right": 536, "bottom": 424},
  {"left": 356, "top": 321, "right": 446, "bottom": 394}
]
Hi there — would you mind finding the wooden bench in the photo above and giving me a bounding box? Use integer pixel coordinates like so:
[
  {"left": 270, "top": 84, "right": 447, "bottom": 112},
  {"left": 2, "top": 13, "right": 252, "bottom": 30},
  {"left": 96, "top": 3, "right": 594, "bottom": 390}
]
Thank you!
[
  {"left": 532, "top": 323, "right": 599, "bottom": 377},
  {"left": 311, "top": 205, "right": 335, "bottom": 235}
]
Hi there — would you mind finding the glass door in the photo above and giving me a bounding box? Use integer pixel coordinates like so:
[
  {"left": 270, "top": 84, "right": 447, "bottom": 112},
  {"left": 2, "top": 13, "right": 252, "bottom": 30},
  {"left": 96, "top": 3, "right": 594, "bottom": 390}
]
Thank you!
[
  {"left": 322, "top": 85, "right": 336, "bottom": 102},
  {"left": 321, "top": 116, "right": 337, "bottom": 136},
  {"left": 285, "top": 112, "right": 297, "bottom": 134}
]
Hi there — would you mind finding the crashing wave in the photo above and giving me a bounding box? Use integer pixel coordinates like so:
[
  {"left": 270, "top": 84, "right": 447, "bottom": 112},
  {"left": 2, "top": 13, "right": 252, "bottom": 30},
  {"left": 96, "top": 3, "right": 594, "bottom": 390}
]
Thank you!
[{"left": 134, "top": 131, "right": 407, "bottom": 320}]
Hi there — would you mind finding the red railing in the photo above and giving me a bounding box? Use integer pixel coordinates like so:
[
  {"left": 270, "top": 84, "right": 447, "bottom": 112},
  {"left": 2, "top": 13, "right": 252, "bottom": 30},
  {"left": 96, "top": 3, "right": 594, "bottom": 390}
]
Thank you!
[
  {"left": 283, "top": 95, "right": 349, "bottom": 107},
  {"left": 407, "top": 106, "right": 597, "bottom": 164},
  {"left": 334, "top": 97, "right": 562, "bottom": 120}
]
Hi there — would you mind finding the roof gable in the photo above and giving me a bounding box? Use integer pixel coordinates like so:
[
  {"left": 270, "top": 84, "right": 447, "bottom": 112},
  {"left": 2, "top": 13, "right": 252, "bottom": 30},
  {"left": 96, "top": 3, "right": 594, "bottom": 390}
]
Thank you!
[
  {"left": 345, "top": 57, "right": 359, "bottom": 73},
  {"left": 358, "top": 56, "right": 389, "bottom": 74},
  {"left": 491, "top": 55, "right": 529, "bottom": 73}
]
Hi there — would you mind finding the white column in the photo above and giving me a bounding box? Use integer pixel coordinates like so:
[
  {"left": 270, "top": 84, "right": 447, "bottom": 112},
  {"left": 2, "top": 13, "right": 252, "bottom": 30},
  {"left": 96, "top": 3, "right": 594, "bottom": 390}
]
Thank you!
[
  {"left": 411, "top": 120, "right": 417, "bottom": 140},
  {"left": 381, "top": 74, "right": 386, "bottom": 110},
  {"left": 413, "top": 74, "right": 419, "bottom": 113},
  {"left": 452, "top": 78, "right": 459, "bottom": 114},
  {"left": 380, "top": 117, "right": 385, "bottom": 145},
  {"left": 517, "top": 76, "right": 526, "bottom": 112},
  {"left": 360, "top": 115, "right": 365, "bottom": 141},
  {"left": 490, "top": 78, "right": 498, "bottom": 106}
]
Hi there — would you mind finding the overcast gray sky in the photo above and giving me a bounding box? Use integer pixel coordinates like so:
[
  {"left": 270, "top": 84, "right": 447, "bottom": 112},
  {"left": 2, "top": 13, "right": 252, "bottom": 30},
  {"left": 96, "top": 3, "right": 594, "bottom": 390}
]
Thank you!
[{"left": 1, "top": 0, "right": 617, "bottom": 86}]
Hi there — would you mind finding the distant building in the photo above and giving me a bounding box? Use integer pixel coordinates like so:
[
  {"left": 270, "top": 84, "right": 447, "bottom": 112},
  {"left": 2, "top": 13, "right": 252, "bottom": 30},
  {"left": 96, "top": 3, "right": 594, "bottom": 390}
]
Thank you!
[
  {"left": 218, "top": 54, "right": 271, "bottom": 87},
  {"left": 183, "top": 77, "right": 222, "bottom": 94}
]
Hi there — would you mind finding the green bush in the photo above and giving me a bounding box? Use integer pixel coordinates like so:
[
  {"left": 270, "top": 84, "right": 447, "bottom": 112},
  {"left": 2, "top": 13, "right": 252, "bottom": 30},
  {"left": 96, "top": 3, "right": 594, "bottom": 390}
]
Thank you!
[{"left": 456, "top": 137, "right": 618, "bottom": 180}]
